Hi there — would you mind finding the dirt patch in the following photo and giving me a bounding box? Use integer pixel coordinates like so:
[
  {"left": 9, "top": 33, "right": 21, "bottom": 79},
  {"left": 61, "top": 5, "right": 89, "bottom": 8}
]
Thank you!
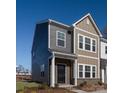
[{"left": 17, "top": 88, "right": 75, "bottom": 93}]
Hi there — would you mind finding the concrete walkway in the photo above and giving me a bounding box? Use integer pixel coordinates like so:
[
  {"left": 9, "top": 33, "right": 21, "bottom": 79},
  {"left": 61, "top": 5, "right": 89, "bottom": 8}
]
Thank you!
[{"left": 71, "top": 88, "right": 107, "bottom": 93}]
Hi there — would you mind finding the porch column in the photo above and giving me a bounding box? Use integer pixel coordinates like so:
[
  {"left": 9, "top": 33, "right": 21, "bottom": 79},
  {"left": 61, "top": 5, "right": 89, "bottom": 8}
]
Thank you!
[
  {"left": 74, "top": 59, "right": 77, "bottom": 86},
  {"left": 50, "top": 53, "right": 55, "bottom": 87}
]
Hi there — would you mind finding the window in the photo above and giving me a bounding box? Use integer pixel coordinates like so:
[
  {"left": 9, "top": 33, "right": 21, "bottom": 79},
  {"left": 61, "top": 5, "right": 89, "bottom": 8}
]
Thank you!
[
  {"left": 92, "top": 66, "right": 96, "bottom": 78},
  {"left": 79, "top": 65, "right": 83, "bottom": 78},
  {"left": 92, "top": 40, "right": 96, "bottom": 52},
  {"left": 105, "top": 46, "right": 107, "bottom": 54},
  {"left": 78, "top": 34, "right": 97, "bottom": 52},
  {"left": 78, "top": 64, "right": 96, "bottom": 78},
  {"left": 57, "top": 31, "right": 66, "bottom": 47},
  {"left": 79, "top": 35, "right": 84, "bottom": 49},
  {"left": 85, "top": 37, "right": 91, "bottom": 50},
  {"left": 41, "top": 64, "right": 45, "bottom": 77},
  {"left": 85, "top": 66, "right": 91, "bottom": 78}
]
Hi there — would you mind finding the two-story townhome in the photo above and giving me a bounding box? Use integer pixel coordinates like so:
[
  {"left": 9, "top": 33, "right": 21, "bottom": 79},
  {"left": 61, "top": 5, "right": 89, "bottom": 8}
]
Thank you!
[
  {"left": 100, "top": 37, "right": 107, "bottom": 84},
  {"left": 31, "top": 13, "right": 102, "bottom": 87}
]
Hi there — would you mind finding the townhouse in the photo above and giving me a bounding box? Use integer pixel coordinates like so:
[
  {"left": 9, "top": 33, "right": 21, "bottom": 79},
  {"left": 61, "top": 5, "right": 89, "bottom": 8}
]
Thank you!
[{"left": 31, "top": 13, "right": 106, "bottom": 87}]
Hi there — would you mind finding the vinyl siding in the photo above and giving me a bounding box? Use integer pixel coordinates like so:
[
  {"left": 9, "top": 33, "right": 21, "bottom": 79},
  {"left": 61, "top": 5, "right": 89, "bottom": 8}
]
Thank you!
[
  {"left": 76, "top": 17, "right": 98, "bottom": 35},
  {"left": 49, "top": 24, "right": 73, "bottom": 54},
  {"left": 32, "top": 23, "right": 51, "bottom": 84}
]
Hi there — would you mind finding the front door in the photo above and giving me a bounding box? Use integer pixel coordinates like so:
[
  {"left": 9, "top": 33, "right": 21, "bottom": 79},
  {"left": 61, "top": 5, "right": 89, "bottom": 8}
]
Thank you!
[{"left": 57, "top": 64, "right": 66, "bottom": 83}]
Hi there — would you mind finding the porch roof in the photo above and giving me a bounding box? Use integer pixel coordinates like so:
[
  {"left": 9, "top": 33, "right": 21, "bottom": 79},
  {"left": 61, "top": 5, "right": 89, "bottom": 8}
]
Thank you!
[{"left": 54, "top": 51, "right": 77, "bottom": 60}]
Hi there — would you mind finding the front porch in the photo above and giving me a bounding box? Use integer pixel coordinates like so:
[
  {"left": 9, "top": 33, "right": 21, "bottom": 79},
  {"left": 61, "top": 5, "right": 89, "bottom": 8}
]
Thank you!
[{"left": 49, "top": 52, "right": 77, "bottom": 87}]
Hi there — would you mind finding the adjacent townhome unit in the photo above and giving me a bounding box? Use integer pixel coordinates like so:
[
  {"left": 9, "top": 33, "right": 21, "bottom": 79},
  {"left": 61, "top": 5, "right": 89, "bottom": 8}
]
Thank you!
[
  {"left": 31, "top": 13, "right": 103, "bottom": 87},
  {"left": 100, "top": 37, "right": 107, "bottom": 84}
]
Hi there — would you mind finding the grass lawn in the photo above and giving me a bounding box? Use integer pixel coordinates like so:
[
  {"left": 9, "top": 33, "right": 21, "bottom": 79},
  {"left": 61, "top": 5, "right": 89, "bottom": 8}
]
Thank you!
[
  {"left": 16, "top": 81, "right": 40, "bottom": 91},
  {"left": 16, "top": 81, "right": 75, "bottom": 93}
]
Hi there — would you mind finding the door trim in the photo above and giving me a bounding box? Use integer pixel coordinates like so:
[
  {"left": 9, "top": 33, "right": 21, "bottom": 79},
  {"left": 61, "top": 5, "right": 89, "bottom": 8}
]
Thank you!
[{"left": 56, "top": 63, "right": 67, "bottom": 84}]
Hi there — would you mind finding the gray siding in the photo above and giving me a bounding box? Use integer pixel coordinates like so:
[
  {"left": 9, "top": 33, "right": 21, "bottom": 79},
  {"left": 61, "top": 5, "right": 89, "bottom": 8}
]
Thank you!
[
  {"left": 49, "top": 24, "right": 73, "bottom": 54},
  {"left": 32, "top": 23, "right": 51, "bottom": 84}
]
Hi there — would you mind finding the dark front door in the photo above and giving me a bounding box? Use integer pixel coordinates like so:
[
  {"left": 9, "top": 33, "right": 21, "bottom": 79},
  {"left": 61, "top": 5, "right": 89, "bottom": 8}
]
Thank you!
[{"left": 57, "top": 64, "right": 66, "bottom": 83}]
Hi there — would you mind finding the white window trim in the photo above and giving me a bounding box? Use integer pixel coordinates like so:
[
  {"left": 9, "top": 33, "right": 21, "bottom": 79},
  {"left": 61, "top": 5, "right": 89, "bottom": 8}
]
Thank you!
[
  {"left": 56, "top": 31, "right": 66, "bottom": 48},
  {"left": 78, "top": 33, "right": 97, "bottom": 53},
  {"left": 78, "top": 63, "right": 97, "bottom": 79}
]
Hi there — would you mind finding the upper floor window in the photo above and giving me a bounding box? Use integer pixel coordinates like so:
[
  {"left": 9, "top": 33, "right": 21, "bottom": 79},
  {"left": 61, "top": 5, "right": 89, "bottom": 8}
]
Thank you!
[
  {"left": 79, "top": 35, "right": 84, "bottom": 49},
  {"left": 78, "top": 34, "right": 96, "bottom": 52},
  {"left": 105, "top": 46, "right": 107, "bottom": 54},
  {"left": 92, "top": 40, "right": 96, "bottom": 52},
  {"left": 85, "top": 37, "right": 91, "bottom": 51},
  {"left": 56, "top": 31, "right": 66, "bottom": 48}
]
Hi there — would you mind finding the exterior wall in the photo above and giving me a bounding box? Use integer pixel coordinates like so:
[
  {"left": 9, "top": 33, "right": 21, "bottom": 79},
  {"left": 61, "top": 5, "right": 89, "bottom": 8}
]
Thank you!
[
  {"left": 75, "top": 29, "right": 99, "bottom": 57},
  {"left": 32, "top": 23, "right": 51, "bottom": 84},
  {"left": 76, "top": 17, "right": 98, "bottom": 35},
  {"left": 49, "top": 23, "right": 73, "bottom": 54},
  {"left": 100, "top": 39, "right": 107, "bottom": 84},
  {"left": 77, "top": 57, "right": 99, "bottom": 78},
  {"left": 101, "top": 41, "right": 107, "bottom": 59},
  {"left": 74, "top": 16, "right": 101, "bottom": 84}
]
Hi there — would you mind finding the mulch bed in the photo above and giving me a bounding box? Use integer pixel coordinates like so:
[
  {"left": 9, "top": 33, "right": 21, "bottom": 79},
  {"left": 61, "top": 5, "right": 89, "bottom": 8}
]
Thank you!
[
  {"left": 17, "top": 88, "right": 75, "bottom": 93},
  {"left": 79, "top": 84, "right": 107, "bottom": 92}
]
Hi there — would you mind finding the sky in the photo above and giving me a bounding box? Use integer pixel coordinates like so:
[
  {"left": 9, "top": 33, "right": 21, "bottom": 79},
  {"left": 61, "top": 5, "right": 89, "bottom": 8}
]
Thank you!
[{"left": 16, "top": 0, "right": 107, "bottom": 70}]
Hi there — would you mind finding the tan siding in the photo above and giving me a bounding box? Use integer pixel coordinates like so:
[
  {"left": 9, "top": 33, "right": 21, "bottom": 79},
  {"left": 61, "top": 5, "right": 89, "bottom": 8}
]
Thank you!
[
  {"left": 77, "top": 57, "right": 99, "bottom": 78},
  {"left": 76, "top": 17, "right": 98, "bottom": 35},
  {"left": 77, "top": 79, "right": 100, "bottom": 85}
]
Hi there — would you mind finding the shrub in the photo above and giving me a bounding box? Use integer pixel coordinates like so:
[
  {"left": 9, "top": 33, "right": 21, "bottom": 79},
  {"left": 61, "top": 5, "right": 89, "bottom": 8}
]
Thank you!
[
  {"left": 98, "top": 81, "right": 103, "bottom": 86},
  {"left": 80, "top": 81, "right": 87, "bottom": 87}
]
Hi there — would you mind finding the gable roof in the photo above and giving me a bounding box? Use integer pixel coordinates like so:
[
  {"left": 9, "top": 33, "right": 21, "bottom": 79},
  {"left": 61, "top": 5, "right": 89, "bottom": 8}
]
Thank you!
[{"left": 72, "top": 13, "right": 102, "bottom": 37}]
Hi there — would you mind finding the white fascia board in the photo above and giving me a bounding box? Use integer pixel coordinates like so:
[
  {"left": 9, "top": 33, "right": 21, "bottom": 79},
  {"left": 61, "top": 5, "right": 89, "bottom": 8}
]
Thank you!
[
  {"left": 49, "top": 19, "right": 70, "bottom": 28},
  {"left": 36, "top": 19, "right": 70, "bottom": 28}
]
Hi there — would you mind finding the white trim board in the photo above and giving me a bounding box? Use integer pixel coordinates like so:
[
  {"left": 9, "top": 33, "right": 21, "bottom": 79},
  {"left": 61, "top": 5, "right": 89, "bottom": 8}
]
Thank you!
[
  {"left": 37, "top": 19, "right": 70, "bottom": 28},
  {"left": 77, "top": 54, "right": 98, "bottom": 60},
  {"left": 48, "top": 23, "right": 50, "bottom": 48}
]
